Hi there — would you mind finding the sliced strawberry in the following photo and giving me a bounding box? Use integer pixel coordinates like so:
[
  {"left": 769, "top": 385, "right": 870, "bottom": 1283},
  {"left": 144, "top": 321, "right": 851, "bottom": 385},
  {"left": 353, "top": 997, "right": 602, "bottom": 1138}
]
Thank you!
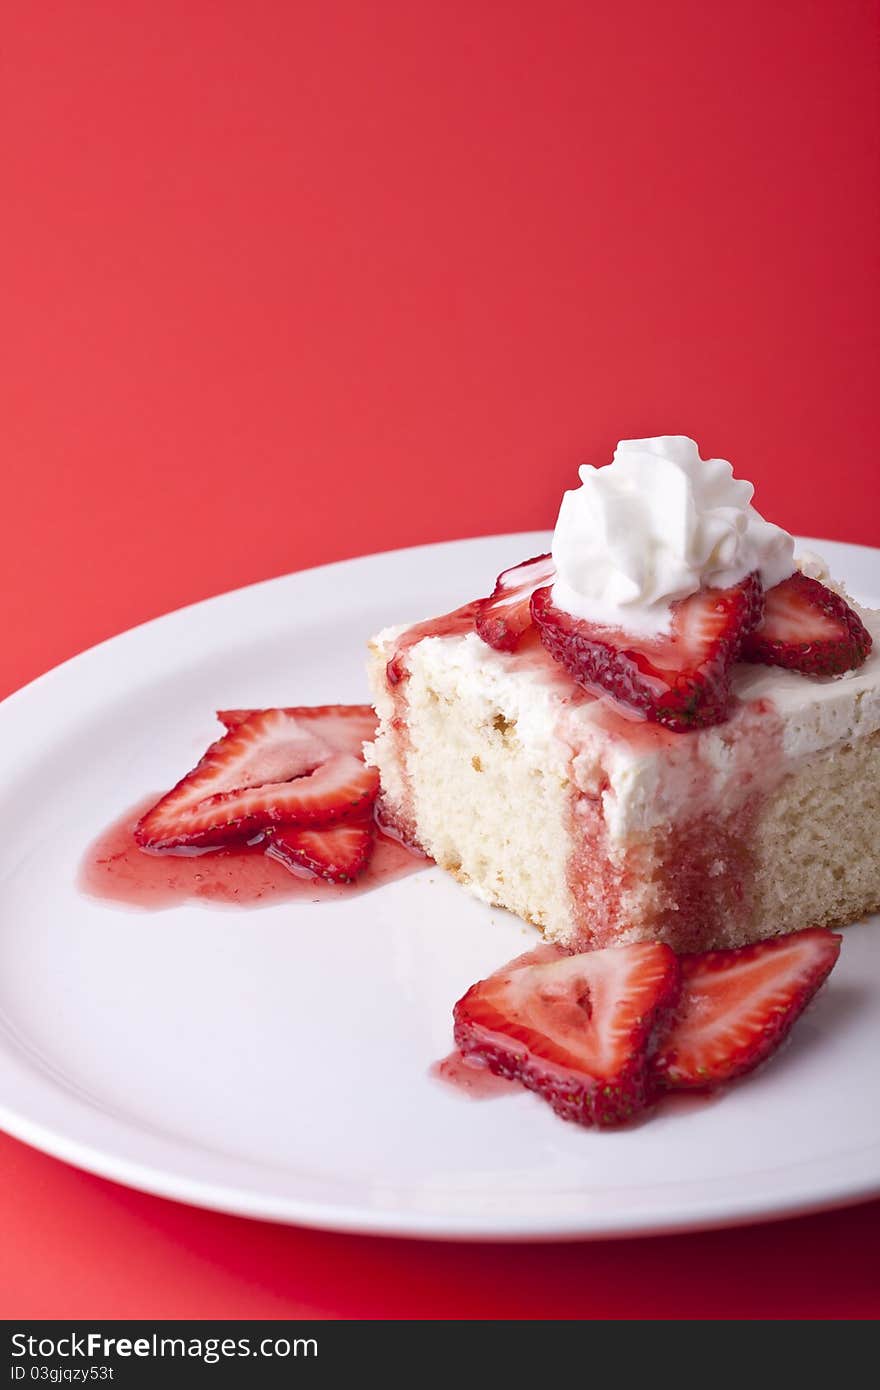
[
  {"left": 266, "top": 820, "right": 375, "bottom": 884},
  {"left": 531, "top": 572, "right": 763, "bottom": 731},
  {"left": 216, "top": 704, "right": 377, "bottom": 757},
  {"left": 134, "top": 708, "right": 333, "bottom": 850},
  {"left": 136, "top": 743, "right": 378, "bottom": 850},
  {"left": 217, "top": 708, "right": 258, "bottom": 730},
  {"left": 652, "top": 927, "right": 841, "bottom": 1091},
  {"left": 386, "top": 601, "right": 481, "bottom": 685},
  {"left": 453, "top": 942, "right": 680, "bottom": 1127},
  {"left": 475, "top": 553, "right": 555, "bottom": 651},
  {"left": 742, "top": 572, "right": 871, "bottom": 676}
]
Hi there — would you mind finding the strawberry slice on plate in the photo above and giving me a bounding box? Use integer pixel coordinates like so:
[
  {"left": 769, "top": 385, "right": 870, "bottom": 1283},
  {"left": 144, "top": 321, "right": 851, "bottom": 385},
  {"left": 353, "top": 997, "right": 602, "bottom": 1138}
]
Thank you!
[
  {"left": 135, "top": 708, "right": 331, "bottom": 849},
  {"left": 742, "top": 572, "right": 872, "bottom": 676},
  {"left": 652, "top": 927, "right": 841, "bottom": 1091},
  {"left": 138, "top": 753, "right": 377, "bottom": 850},
  {"left": 216, "top": 703, "right": 377, "bottom": 757},
  {"left": 267, "top": 821, "right": 375, "bottom": 884},
  {"left": 475, "top": 553, "right": 555, "bottom": 651},
  {"left": 531, "top": 572, "right": 763, "bottom": 731},
  {"left": 135, "top": 708, "right": 378, "bottom": 850},
  {"left": 453, "top": 941, "right": 680, "bottom": 1126}
]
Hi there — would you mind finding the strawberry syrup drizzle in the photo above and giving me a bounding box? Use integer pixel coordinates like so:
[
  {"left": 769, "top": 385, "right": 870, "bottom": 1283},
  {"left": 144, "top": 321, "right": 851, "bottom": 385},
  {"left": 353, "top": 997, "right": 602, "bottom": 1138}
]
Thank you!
[
  {"left": 79, "top": 795, "right": 425, "bottom": 910},
  {"left": 430, "top": 948, "right": 562, "bottom": 1097},
  {"left": 380, "top": 600, "right": 483, "bottom": 846},
  {"left": 431, "top": 1050, "right": 723, "bottom": 1110},
  {"left": 385, "top": 601, "right": 481, "bottom": 686},
  {"left": 430, "top": 1050, "right": 519, "bottom": 1098},
  {"left": 562, "top": 694, "right": 786, "bottom": 951},
  {"left": 373, "top": 796, "right": 428, "bottom": 855}
]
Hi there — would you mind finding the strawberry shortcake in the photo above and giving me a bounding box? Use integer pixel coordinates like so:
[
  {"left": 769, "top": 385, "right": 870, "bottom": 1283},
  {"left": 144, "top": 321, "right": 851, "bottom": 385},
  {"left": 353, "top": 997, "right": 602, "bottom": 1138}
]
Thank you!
[{"left": 367, "top": 436, "right": 880, "bottom": 953}]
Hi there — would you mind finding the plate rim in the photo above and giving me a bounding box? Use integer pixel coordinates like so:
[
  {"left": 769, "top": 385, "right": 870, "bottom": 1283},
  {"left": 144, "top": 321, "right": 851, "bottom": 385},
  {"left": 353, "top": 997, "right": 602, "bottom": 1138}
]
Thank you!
[{"left": 0, "top": 531, "right": 878, "bottom": 1242}]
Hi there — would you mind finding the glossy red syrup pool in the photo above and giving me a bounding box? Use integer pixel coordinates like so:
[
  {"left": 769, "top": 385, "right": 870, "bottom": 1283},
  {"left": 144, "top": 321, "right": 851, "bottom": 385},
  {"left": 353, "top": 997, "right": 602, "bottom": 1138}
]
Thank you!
[
  {"left": 431, "top": 946, "right": 562, "bottom": 1098},
  {"left": 433, "top": 1049, "right": 724, "bottom": 1115},
  {"left": 79, "top": 796, "right": 425, "bottom": 910},
  {"left": 430, "top": 1050, "right": 519, "bottom": 1099}
]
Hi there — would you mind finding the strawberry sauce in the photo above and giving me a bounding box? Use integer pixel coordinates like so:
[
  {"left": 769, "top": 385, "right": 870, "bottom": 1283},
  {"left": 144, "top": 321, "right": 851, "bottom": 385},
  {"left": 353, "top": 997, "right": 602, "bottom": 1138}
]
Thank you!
[
  {"left": 430, "top": 1050, "right": 519, "bottom": 1098},
  {"left": 562, "top": 694, "right": 786, "bottom": 951},
  {"left": 382, "top": 601, "right": 485, "bottom": 844},
  {"left": 380, "top": 605, "right": 484, "bottom": 846},
  {"left": 79, "top": 796, "right": 425, "bottom": 910},
  {"left": 385, "top": 600, "right": 481, "bottom": 686}
]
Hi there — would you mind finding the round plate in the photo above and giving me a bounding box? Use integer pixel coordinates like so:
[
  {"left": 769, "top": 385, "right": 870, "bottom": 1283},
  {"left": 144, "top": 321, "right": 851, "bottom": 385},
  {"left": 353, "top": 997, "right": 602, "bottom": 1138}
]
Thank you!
[{"left": 0, "top": 534, "right": 878, "bottom": 1241}]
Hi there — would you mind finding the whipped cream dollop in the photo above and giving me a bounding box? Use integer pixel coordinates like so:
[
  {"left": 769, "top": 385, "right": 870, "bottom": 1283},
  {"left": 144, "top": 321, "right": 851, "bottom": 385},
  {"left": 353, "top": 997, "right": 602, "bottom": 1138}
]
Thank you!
[{"left": 551, "top": 436, "right": 795, "bottom": 636}]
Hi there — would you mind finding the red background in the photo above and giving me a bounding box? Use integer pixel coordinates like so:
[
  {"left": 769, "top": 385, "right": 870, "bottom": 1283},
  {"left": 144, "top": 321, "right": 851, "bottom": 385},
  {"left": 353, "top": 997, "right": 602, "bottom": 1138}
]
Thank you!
[{"left": 2, "top": 1, "right": 879, "bottom": 1318}]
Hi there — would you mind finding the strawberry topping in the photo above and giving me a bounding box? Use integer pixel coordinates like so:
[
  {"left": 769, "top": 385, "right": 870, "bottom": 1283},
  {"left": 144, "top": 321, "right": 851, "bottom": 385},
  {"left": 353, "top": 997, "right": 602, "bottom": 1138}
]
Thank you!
[
  {"left": 267, "top": 820, "right": 375, "bottom": 884},
  {"left": 475, "top": 553, "right": 555, "bottom": 651},
  {"left": 216, "top": 703, "right": 377, "bottom": 756},
  {"left": 742, "top": 573, "right": 871, "bottom": 676},
  {"left": 531, "top": 571, "right": 763, "bottom": 731},
  {"left": 652, "top": 927, "right": 841, "bottom": 1090},
  {"left": 386, "top": 601, "right": 481, "bottom": 685},
  {"left": 453, "top": 941, "right": 680, "bottom": 1126},
  {"left": 135, "top": 708, "right": 379, "bottom": 851}
]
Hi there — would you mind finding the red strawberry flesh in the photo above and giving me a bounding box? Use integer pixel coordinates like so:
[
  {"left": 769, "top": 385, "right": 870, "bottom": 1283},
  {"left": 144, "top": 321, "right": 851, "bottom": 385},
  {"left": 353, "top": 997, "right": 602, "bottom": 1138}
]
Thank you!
[
  {"left": 475, "top": 552, "right": 555, "bottom": 651},
  {"left": 652, "top": 927, "right": 841, "bottom": 1091},
  {"left": 531, "top": 571, "right": 763, "bottom": 731},
  {"left": 267, "top": 821, "right": 375, "bottom": 884},
  {"left": 137, "top": 738, "right": 378, "bottom": 850},
  {"left": 216, "top": 703, "right": 377, "bottom": 757},
  {"left": 135, "top": 709, "right": 333, "bottom": 849},
  {"left": 742, "top": 573, "right": 871, "bottom": 676},
  {"left": 454, "top": 941, "right": 680, "bottom": 1126}
]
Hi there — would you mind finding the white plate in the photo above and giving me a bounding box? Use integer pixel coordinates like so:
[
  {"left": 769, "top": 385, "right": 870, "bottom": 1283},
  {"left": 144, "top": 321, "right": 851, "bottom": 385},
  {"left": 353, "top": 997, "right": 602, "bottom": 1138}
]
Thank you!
[{"left": 0, "top": 533, "right": 878, "bottom": 1241}]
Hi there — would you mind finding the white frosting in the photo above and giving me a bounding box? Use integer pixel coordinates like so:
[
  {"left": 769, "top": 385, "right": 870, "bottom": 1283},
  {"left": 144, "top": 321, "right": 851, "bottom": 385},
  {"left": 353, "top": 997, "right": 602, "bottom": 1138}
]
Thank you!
[
  {"left": 596, "top": 623, "right": 880, "bottom": 838},
  {"left": 551, "top": 436, "right": 795, "bottom": 636},
  {"left": 375, "top": 601, "right": 880, "bottom": 839}
]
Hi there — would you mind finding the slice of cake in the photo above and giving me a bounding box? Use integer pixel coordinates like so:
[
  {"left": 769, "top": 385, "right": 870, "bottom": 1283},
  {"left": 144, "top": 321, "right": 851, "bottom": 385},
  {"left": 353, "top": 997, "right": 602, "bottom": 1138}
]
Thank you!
[{"left": 366, "top": 436, "right": 879, "bottom": 952}]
